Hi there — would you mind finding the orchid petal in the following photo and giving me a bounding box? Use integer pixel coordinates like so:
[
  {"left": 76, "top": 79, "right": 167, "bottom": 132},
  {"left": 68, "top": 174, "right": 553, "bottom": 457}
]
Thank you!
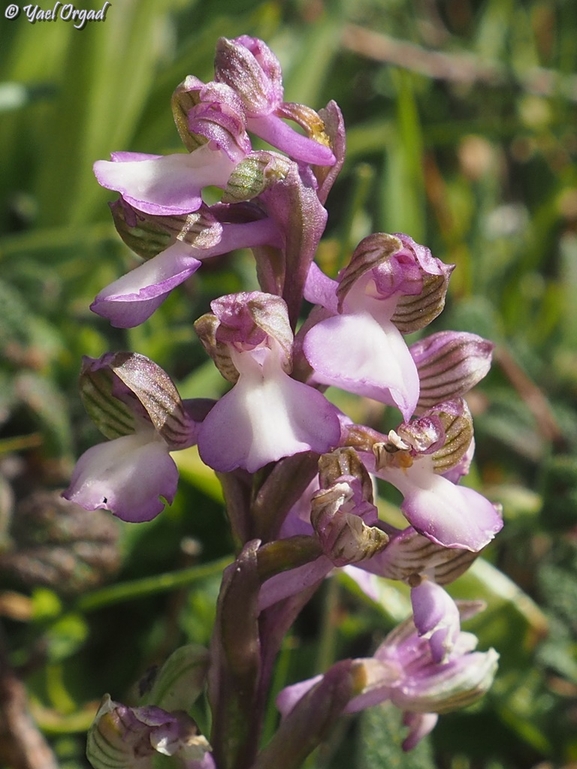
[
  {"left": 304, "top": 261, "right": 339, "bottom": 313},
  {"left": 411, "top": 581, "right": 461, "bottom": 663},
  {"left": 385, "top": 462, "right": 503, "bottom": 551},
  {"left": 92, "top": 217, "right": 281, "bottom": 328},
  {"left": 390, "top": 649, "right": 499, "bottom": 714},
  {"left": 246, "top": 114, "right": 335, "bottom": 165},
  {"left": 94, "top": 145, "right": 237, "bottom": 216},
  {"left": 276, "top": 675, "right": 323, "bottom": 719},
  {"left": 402, "top": 712, "right": 439, "bottom": 751},
  {"left": 197, "top": 359, "right": 340, "bottom": 472},
  {"left": 304, "top": 311, "right": 420, "bottom": 420},
  {"left": 91, "top": 242, "right": 202, "bottom": 327},
  {"left": 63, "top": 432, "right": 178, "bottom": 522},
  {"left": 259, "top": 556, "right": 333, "bottom": 611}
]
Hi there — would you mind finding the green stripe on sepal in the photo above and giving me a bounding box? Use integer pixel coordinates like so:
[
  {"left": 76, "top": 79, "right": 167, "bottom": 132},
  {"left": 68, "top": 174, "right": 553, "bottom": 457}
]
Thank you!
[
  {"left": 108, "top": 353, "right": 195, "bottom": 450},
  {"left": 171, "top": 78, "right": 207, "bottom": 153},
  {"left": 110, "top": 200, "right": 172, "bottom": 260},
  {"left": 391, "top": 271, "right": 450, "bottom": 333},
  {"left": 221, "top": 151, "right": 290, "bottom": 204},
  {"left": 429, "top": 399, "right": 474, "bottom": 474},
  {"left": 377, "top": 527, "right": 478, "bottom": 585},
  {"left": 80, "top": 361, "right": 136, "bottom": 441},
  {"left": 111, "top": 201, "right": 222, "bottom": 261},
  {"left": 194, "top": 313, "right": 239, "bottom": 383},
  {"left": 86, "top": 696, "right": 146, "bottom": 769},
  {"left": 79, "top": 353, "right": 195, "bottom": 450}
]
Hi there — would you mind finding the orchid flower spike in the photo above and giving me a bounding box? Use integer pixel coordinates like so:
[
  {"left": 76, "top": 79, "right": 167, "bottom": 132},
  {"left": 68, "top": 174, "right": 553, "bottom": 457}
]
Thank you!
[
  {"left": 63, "top": 353, "right": 199, "bottom": 522},
  {"left": 194, "top": 291, "right": 342, "bottom": 473},
  {"left": 302, "top": 233, "right": 454, "bottom": 421}
]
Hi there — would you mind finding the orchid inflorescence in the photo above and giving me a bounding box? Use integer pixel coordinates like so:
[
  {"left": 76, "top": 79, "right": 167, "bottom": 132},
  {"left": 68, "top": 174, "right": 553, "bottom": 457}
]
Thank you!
[{"left": 66, "top": 35, "right": 502, "bottom": 769}]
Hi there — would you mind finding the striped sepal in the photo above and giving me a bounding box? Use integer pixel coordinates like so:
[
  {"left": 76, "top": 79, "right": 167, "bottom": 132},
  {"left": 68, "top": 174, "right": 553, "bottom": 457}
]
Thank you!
[
  {"left": 222, "top": 151, "right": 290, "bottom": 204},
  {"left": 391, "top": 270, "right": 450, "bottom": 333},
  {"left": 412, "top": 331, "right": 494, "bottom": 413},
  {"left": 171, "top": 77, "right": 206, "bottom": 152},
  {"left": 79, "top": 360, "right": 135, "bottom": 441},
  {"left": 379, "top": 527, "right": 478, "bottom": 585},
  {"left": 80, "top": 353, "right": 196, "bottom": 450},
  {"left": 336, "top": 233, "right": 402, "bottom": 309},
  {"left": 109, "top": 353, "right": 196, "bottom": 450},
  {"left": 429, "top": 399, "right": 474, "bottom": 474},
  {"left": 86, "top": 696, "right": 147, "bottom": 769},
  {"left": 111, "top": 200, "right": 222, "bottom": 261}
]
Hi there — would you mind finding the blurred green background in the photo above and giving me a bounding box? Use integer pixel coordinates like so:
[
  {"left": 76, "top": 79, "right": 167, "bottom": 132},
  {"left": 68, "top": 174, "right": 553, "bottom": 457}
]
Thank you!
[{"left": 1, "top": 0, "right": 577, "bottom": 767}]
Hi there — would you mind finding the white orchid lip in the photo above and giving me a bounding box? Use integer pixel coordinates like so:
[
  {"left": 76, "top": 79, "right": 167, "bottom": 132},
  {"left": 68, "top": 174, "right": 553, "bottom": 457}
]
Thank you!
[
  {"left": 303, "top": 310, "right": 420, "bottom": 421},
  {"left": 380, "top": 456, "right": 503, "bottom": 551},
  {"left": 63, "top": 430, "right": 179, "bottom": 523},
  {"left": 94, "top": 145, "right": 238, "bottom": 216},
  {"left": 198, "top": 342, "right": 341, "bottom": 473}
]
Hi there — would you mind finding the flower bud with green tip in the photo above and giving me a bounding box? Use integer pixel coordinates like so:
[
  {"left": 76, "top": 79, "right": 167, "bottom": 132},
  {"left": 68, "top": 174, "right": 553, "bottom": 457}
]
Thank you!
[
  {"left": 310, "top": 480, "right": 389, "bottom": 567},
  {"left": 86, "top": 694, "right": 212, "bottom": 769},
  {"left": 310, "top": 448, "right": 389, "bottom": 566},
  {"left": 139, "top": 644, "right": 210, "bottom": 714},
  {"left": 222, "top": 151, "right": 330, "bottom": 326}
]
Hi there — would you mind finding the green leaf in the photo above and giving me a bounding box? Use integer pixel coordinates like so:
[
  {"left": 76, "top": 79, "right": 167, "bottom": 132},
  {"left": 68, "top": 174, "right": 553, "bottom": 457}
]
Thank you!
[
  {"left": 45, "top": 613, "right": 89, "bottom": 662},
  {"left": 15, "top": 370, "right": 73, "bottom": 457},
  {"left": 449, "top": 558, "right": 548, "bottom": 662},
  {"left": 140, "top": 643, "right": 209, "bottom": 712},
  {"left": 380, "top": 69, "right": 425, "bottom": 242}
]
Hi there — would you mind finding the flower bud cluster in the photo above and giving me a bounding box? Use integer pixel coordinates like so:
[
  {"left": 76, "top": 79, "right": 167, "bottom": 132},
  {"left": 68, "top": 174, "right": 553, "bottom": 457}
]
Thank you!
[{"left": 68, "top": 36, "right": 502, "bottom": 765}]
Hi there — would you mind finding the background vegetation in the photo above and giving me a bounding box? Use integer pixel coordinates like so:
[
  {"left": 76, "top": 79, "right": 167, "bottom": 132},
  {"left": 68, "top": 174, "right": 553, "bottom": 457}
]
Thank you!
[{"left": 1, "top": 0, "right": 577, "bottom": 767}]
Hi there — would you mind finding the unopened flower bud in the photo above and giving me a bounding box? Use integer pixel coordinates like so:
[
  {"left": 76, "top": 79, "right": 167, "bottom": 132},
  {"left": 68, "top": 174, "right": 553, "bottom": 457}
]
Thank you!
[
  {"left": 215, "top": 36, "right": 284, "bottom": 117},
  {"left": 318, "top": 447, "right": 373, "bottom": 497},
  {"left": 86, "top": 695, "right": 212, "bottom": 769},
  {"left": 310, "top": 478, "right": 388, "bottom": 566}
]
